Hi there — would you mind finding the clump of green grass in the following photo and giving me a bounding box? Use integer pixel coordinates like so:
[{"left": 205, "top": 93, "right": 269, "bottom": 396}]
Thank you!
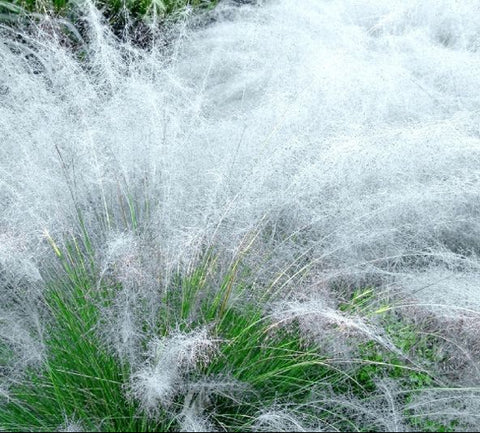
[
  {"left": 0, "top": 234, "right": 337, "bottom": 431},
  {"left": 0, "top": 235, "right": 165, "bottom": 432},
  {"left": 0, "top": 236, "right": 474, "bottom": 431}
]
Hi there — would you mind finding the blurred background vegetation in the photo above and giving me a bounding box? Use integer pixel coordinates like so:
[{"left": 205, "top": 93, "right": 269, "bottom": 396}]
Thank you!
[{"left": 11, "top": 0, "right": 218, "bottom": 17}]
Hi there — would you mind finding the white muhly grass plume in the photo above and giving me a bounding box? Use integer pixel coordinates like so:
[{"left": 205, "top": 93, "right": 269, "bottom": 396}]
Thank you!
[
  {"left": 1, "top": 0, "right": 480, "bottom": 300},
  {"left": 0, "top": 232, "right": 42, "bottom": 287},
  {"left": 270, "top": 299, "right": 401, "bottom": 356},
  {"left": 177, "top": 376, "right": 247, "bottom": 431},
  {"left": 129, "top": 328, "right": 217, "bottom": 415},
  {"left": 406, "top": 389, "right": 480, "bottom": 431},
  {"left": 307, "top": 390, "right": 408, "bottom": 432},
  {"left": 101, "top": 233, "right": 144, "bottom": 285},
  {"left": 97, "top": 233, "right": 145, "bottom": 363},
  {"left": 254, "top": 410, "right": 320, "bottom": 432},
  {"left": 376, "top": 380, "right": 406, "bottom": 432},
  {"left": 178, "top": 389, "right": 216, "bottom": 432},
  {"left": 98, "top": 232, "right": 166, "bottom": 363},
  {"left": 0, "top": 311, "right": 43, "bottom": 365},
  {"left": 0, "top": 232, "right": 44, "bottom": 372}
]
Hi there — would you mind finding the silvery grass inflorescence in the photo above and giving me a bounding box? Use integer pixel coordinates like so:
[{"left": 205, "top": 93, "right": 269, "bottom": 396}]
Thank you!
[
  {"left": 2, "top": 0, "right": 480, "bottom": 431},
  {"left": 129, "top": 328, "right": 218, "bottom": 415}
]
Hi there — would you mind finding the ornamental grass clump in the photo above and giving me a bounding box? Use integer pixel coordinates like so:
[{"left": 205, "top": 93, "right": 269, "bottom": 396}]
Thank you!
[{"left": 3, "top": 0, "right": 480, "bottom": 430}]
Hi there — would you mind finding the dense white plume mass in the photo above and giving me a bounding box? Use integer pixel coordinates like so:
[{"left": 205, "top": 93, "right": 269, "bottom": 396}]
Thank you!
[{"left": 2, "top": 0, "right": 480, "bottom": 302}]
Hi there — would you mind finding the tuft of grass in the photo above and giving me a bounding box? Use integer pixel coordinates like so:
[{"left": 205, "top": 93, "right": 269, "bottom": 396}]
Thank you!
[
  {"left": 0, "top": 236, "right": 167, "bottom": 432},
  {"left": 0, "top": 235, "right": 473, "bottom": 431},
  {"left": 0, "top": 234, "right": 337, "bottom": 431}
]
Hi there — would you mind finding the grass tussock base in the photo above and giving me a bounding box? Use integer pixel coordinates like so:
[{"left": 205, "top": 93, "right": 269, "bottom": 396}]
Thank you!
[{"left": 2, "top": 231, "right": 480, "bottom": 432}]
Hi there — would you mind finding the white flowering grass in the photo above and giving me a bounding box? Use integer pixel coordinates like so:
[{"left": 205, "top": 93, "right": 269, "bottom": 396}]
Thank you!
[
  {"left": 3, "top": 230, "right": 480, "bottom": 431},
  {"left": 3, "top": 0, "right": 480, "bottom": 431},
  {"left": 0, "top": 232, "right": 345, "bottom": 431},
  {"left": 129, "top": 328, "right": 218, "bottom": 415}
]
